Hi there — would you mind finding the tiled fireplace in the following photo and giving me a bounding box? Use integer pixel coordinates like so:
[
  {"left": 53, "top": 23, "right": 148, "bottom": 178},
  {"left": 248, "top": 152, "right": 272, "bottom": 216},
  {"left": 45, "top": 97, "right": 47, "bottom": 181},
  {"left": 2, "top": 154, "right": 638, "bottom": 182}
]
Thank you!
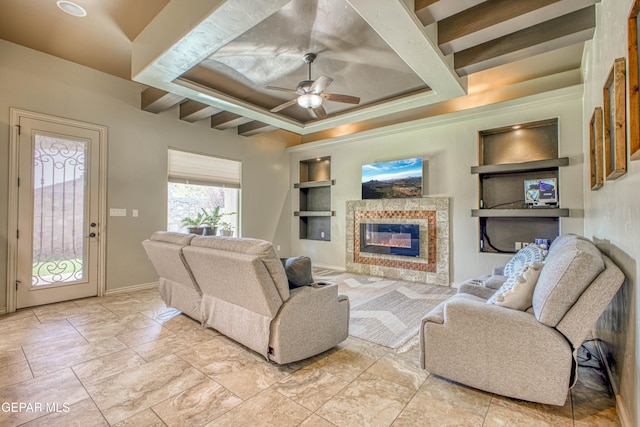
[{"left": 346, "top": 198, "right": 449, "bottom": 286}]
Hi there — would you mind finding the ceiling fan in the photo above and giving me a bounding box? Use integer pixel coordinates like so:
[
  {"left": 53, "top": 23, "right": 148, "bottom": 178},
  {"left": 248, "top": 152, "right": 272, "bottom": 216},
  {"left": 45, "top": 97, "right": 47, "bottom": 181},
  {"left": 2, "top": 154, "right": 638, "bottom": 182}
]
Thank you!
[{"left": 266, "top": 52, "right": 360, "bottom": 119}]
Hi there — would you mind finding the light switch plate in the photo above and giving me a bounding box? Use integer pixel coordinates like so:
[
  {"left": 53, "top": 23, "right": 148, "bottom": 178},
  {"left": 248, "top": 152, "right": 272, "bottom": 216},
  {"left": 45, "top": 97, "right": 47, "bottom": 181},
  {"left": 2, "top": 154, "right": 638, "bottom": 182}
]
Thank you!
[{"left": 110, "top": 208, "right": 127, "bottom": 217}]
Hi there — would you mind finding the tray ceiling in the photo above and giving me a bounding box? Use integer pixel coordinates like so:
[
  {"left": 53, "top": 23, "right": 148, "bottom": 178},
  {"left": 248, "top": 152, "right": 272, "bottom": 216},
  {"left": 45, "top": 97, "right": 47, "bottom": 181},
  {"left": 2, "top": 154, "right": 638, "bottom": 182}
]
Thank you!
[
  {"left": 0, "top": 0, "right": 597, "bottom": 141},
  {"left": 181, "top": 0, "right": 429, "bottom": 122}
]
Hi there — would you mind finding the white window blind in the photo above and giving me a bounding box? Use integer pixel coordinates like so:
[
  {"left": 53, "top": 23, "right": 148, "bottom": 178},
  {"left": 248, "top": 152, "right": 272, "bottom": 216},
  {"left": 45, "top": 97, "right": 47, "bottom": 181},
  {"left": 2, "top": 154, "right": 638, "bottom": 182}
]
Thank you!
[{"left": 168, "top": 149, "right": 241, "bottom": 189}]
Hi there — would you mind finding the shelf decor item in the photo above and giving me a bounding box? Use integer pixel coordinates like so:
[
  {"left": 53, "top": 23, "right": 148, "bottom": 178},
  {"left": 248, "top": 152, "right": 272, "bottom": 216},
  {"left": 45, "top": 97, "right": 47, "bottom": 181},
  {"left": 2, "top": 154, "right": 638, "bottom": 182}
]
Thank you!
[
  {"left": 589, "top": 107, "right": 604, "bottom": 190},
  {"left": 629, "top": 1, "right": 640, "bottom": 160},
  {"left": 603, "top": 58, "right": 627, "bottom": 180}
]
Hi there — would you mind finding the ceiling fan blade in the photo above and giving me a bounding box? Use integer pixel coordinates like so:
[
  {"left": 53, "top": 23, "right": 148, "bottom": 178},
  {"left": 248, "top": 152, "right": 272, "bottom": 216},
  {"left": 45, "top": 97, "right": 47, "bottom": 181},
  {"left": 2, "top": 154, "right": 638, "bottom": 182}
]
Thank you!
[
  {"left": 266, "top": 85, "right": 298, "bottom": 94},
  {"left": 270, "top": 98, "right": 298, "bottom": 113},
  {"left": 322, "top": 93, "right": 360, "bottom": 104},
  {"left": 310, "top": 75, "right": 333, "bottom": 94},
  {"left": 311, "top": 105, "right": 327, "bottom": 119}
]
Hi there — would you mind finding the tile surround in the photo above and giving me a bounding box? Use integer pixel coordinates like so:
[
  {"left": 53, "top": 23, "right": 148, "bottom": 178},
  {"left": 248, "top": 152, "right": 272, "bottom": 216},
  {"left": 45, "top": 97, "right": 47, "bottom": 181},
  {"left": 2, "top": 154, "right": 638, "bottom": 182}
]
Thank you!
[
  {"left": 346, "top": 198, "right": 450, "bottom": 285},
  {"left": 0, "top": 288, "right": 621, "bottom": 426}
]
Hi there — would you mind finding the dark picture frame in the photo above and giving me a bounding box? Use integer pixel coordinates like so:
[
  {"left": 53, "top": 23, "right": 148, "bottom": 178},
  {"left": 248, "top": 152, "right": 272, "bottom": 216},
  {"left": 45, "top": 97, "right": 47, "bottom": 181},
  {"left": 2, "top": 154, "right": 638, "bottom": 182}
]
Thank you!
[
  {"left": 603, "top": 58, "right": 627, "bottom": 180},
  {"left": 590, "top": 107, "right": 604, "bottom": 190},
  {"left": 629, "top": 0, "right": 640, "bottom": 160}
]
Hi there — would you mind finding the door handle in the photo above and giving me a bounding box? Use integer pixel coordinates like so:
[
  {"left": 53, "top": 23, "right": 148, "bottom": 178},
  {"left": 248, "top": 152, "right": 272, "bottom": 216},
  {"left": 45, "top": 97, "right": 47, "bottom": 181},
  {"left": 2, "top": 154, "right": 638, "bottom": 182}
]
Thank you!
[
  {"left": 88, "top": 232, "right": 96, "bottom": 238},
  {"left": 90, "top": 222, "right": 97, "bottom": 227}
]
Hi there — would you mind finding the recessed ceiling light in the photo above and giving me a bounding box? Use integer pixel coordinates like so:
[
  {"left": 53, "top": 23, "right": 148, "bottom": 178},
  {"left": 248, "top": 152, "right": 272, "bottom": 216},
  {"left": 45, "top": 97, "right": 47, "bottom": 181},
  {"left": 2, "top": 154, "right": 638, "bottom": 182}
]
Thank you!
[{"left": 56, "top": 1, "right": 87, "bottom": 17}]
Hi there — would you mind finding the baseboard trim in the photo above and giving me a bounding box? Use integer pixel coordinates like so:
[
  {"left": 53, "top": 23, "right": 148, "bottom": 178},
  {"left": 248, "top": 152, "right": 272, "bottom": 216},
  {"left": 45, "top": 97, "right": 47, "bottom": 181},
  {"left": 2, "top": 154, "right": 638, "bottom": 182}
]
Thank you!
[
  {"left": 0, "top": 307, "right": 6, "bottom": 315},
  {"left": 313, "top": 263, "right": 345, "bottom": 272},
  {"left": 105, "top": 282, "right": 159, "bottom": 295},
  {"left": 594, "top": 338, "right": 633, "bottom": 427}
]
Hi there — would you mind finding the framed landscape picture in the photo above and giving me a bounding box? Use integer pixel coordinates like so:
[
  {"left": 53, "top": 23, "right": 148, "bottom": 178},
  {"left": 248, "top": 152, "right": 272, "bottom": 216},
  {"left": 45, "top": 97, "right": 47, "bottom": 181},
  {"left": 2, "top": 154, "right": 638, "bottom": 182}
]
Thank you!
[
  {"left": 603, "top": 58, "right": 627, "bottom": 180},
  {"left": 629, "top": 0, "right": 640, "bottom": 160},
  {"left": 361, "top": 157, "right": 423, "bottom": 199},
  {"left": 590, "top": 107, "right": 604, "bottom": 190}
]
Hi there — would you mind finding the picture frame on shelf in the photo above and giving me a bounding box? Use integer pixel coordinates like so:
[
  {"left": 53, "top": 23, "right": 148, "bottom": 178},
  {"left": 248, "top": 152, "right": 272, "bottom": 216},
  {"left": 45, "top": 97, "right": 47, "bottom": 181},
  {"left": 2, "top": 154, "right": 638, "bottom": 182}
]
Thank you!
[
  {"left": 629, "top": 1, "right": 640, "bottom": 160},
  {"left": 603, "top": 58, "right": 627, "bottom": 180},
  {"left": 590, "top": 107, "right": 604, "bottom": 190}
]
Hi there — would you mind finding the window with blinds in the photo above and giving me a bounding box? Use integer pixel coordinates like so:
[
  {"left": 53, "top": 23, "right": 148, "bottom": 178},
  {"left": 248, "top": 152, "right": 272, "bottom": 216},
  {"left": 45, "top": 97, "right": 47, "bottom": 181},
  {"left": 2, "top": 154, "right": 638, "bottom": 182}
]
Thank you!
[
  {"left": 168, "top": 149, "right": 241, "bottom": 188},
  {"left": 167, "top": 149, "right": 241, "bottom": 235}
]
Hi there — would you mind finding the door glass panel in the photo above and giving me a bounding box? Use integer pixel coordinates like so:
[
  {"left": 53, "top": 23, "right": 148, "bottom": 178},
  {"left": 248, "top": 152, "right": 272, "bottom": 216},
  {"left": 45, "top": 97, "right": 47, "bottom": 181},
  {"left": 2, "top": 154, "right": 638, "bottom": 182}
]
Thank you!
[{"left": 32, "top": 133, "right": 87, "bottom": 287}]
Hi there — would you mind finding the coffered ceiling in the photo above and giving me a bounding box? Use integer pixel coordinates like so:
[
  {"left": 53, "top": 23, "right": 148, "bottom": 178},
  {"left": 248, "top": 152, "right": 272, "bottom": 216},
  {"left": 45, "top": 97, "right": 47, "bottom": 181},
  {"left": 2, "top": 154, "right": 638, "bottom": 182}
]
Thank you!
[{"left": 0, "top": 0, "right": 597, "bottom": 142}]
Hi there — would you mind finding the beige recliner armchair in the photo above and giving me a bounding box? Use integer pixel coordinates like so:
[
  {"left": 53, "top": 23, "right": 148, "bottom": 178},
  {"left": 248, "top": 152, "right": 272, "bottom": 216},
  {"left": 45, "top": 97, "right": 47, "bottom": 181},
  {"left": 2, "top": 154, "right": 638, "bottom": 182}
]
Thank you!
[
  {"left": 143, "top": 232, "right": 350, "bottom": 364},
  {"left": 420, "top": 235, "right": 624, "bottom": 405}
]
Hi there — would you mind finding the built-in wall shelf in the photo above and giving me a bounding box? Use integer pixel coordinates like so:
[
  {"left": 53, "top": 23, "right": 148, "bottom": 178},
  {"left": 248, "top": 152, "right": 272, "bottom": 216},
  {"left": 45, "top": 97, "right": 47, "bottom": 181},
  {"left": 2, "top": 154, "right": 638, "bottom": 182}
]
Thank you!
[
  {"left": 474, "top": 118, "right": 567, "bottom": 253},
  {"left": 294, "top": 211, "right": 336, "bottom": 217},
  {"left": 296, "top": 156, "right": 333, "bottom": 241},
  {"left": 471, "top": 208, "right": 570, "bottom": 218},
  {"left": 294, "top": 180, "right": 335, "bottom": 189},
  {"left": 471, "top": 157, "right": 569, "bottom": 175}
]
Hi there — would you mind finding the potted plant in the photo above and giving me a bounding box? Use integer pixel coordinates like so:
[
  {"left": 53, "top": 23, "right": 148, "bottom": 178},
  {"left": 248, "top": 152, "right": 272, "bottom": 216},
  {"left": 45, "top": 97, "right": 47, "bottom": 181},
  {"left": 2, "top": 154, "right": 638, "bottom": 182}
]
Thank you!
[
  {"left": 181, "top": 210, "right": 207, "bottom": 235},
  {"left": 201, "top": 206, "right": 223, "bottom": 236},
  {"left": 219, "top": 221, "right": 234, "bottom": 237}
]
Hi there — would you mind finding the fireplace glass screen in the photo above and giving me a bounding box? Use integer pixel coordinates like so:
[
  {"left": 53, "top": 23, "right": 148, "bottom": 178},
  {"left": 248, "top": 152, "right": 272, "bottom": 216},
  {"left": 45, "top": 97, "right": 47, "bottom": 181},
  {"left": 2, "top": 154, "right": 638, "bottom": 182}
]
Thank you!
[{"left": 360, "top": 223, "right": 420, "bottom": 257}]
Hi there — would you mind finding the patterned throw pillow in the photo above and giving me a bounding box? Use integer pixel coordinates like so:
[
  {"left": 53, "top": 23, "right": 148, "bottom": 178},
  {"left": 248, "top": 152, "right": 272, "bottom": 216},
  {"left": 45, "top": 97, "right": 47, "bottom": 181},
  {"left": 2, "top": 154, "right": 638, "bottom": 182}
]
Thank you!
[
  {"left": 487, "top": 263, "right": 543, "bottom": 310},
  {"left": 503, "top": 244, "right": 547, "bottom": 277}
]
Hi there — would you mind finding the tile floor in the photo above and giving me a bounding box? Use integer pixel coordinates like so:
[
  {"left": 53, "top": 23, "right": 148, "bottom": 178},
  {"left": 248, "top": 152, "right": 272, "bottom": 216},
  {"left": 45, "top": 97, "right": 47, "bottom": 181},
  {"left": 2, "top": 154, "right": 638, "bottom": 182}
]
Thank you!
[{"left": 0, "top": 288, "right": 621, "bottom": 426}]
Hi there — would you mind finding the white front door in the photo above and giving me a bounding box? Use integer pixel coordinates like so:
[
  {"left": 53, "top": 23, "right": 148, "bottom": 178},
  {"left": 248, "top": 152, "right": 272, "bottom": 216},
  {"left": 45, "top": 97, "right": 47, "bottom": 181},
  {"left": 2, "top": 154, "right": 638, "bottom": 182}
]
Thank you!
[{"left": 15, "top": 115, "right": 103, "bottom": 308}]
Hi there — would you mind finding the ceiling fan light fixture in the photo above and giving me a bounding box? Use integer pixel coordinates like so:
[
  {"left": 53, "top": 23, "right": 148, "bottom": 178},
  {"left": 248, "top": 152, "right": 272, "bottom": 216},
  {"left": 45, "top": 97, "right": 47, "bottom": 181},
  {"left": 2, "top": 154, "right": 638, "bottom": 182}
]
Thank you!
[
  {"left": 56, "top": 1, "right": 87, "bottom": 17},
  {"left": 297, "top": 94, "right": 322, "bottom": 109}
]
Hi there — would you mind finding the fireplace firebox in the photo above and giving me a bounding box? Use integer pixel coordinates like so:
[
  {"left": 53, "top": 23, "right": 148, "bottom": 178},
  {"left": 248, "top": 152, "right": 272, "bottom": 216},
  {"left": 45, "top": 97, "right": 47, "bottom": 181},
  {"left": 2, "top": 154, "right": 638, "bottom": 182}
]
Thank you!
[{"left": 360, "top": 223, "right": 420, "bottom": 257}]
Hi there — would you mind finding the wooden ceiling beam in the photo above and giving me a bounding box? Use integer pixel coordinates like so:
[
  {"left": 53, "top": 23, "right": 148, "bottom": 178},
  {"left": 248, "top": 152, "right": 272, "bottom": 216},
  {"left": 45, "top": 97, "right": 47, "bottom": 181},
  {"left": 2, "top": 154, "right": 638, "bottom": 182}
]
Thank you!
[
  {"left": 454, "top": 6, "right": 595, "bottom": 76},
  {"left": 415, "top": 0, "right": 485, "bottom": 26},
  {"left": 141, "top": 88, "right": 184, "bottom": 113},
  {"left": 179, "top": 100, "right": 222, "bottom": 123},
  {"left": 210, "top": 112, "right": 252, "bottom": 130},
  {"left": 439, "top": 0, "right": 599, "bottom": 55},
  {"left": 238, "top": 121, "right": 276, "bottom": 136},
  {"left": 414, "top": 0, "right": 439, "bottom": 25}
]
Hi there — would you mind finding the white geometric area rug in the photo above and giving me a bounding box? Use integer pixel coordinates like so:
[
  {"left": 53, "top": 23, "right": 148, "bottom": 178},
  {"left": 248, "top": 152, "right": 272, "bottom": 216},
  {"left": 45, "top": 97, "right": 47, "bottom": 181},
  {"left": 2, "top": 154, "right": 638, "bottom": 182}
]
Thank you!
[{"left": 313, "top": 269, "right": 455, "bottom": 350}]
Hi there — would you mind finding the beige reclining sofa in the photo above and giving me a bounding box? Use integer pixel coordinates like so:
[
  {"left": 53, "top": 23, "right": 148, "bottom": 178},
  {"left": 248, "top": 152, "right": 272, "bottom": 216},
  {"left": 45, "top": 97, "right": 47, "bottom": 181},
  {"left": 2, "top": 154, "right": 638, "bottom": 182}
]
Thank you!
[
  {"left": 420, "top": 234, "right": 624, "bottom": 405},
  {"left": 143, "top": 231, "right": 350, "bottom": 364}
]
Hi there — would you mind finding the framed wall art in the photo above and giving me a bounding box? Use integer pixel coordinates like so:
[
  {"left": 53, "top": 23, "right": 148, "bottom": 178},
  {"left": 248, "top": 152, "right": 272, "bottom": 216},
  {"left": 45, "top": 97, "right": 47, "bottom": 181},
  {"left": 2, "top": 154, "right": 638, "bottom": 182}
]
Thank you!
[
  {"left": 590, "top": 107, "right": 604, "bottom": 190},
  {"left": 629, "top": 0, "right": 640, "bottom": 160},
  {"left": 603, "top": 58, "right": 627, "bottom": 180}
]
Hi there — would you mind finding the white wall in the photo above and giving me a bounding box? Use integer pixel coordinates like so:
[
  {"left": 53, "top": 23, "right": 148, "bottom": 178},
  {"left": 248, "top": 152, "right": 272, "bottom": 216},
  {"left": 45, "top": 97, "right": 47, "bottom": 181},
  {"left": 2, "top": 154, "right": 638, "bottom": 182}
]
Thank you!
[
  {"left": 0, "top": 40, "right": 291, "bottom": 307},
  {"left": 289, "top": 88, "right": 584, "bottom": 283},
  {"left": 582, "top": 1, "right": 639, "bottom": 425}
]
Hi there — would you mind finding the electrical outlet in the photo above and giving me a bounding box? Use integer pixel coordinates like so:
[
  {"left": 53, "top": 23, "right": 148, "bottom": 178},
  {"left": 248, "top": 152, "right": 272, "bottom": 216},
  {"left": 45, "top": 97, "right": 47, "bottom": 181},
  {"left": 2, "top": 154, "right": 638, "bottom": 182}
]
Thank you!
[
  {"left": 276, "top": 245, "right": 281, "bottom": 251},
  {"left": 320, "top": 231, "right": 325, "bottom": 238},
  {"left": 132, "top": 209, "right": 139, "bottom": 217},
  {"left": 515, "top": 241, "right": 522, "bottom": 250}
]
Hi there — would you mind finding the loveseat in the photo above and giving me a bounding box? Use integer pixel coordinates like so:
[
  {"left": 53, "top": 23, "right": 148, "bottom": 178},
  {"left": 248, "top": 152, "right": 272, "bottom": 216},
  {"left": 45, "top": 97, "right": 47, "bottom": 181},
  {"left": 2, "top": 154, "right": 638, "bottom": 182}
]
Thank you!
[
  {"left": 143, "top": 231, "right": 350, "bottom": 364},
  {"left": 420, "top": 234, "right": 624, "bottom": 405}
]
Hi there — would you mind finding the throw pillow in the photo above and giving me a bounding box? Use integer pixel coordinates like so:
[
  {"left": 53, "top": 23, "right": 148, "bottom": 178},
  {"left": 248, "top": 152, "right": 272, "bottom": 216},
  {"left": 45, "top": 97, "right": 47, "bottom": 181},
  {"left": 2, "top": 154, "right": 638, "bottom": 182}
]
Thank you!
[
  {"left": 503, "top": 244, "right": 547, "bottom": 277},
  {"left": 280, "top": 256, "right": 313, "bottom": 289},
  {"left": 487, "top": 262, "right": 543, "bottom": 310}
]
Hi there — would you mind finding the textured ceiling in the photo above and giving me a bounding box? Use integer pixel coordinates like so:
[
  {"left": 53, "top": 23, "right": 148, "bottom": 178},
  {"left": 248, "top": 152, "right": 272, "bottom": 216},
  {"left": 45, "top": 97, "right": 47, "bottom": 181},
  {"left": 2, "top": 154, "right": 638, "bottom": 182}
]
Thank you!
[
  {"left": 0, "top": 0, "right": 594, "bottom": 140},
  {"left": 181, "top": 0, "right": 429, "bottom": 121}
]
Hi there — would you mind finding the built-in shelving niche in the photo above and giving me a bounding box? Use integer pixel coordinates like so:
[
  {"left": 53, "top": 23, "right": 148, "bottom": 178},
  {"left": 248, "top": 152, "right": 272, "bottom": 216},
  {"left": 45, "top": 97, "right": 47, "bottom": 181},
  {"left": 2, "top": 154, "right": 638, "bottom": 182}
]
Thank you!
[
  {"left": 295, "top": 156, "right": 334, "bottom": 241},
  {"left": 472, "top": 118, "right": 570, "bottom": 253}
]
